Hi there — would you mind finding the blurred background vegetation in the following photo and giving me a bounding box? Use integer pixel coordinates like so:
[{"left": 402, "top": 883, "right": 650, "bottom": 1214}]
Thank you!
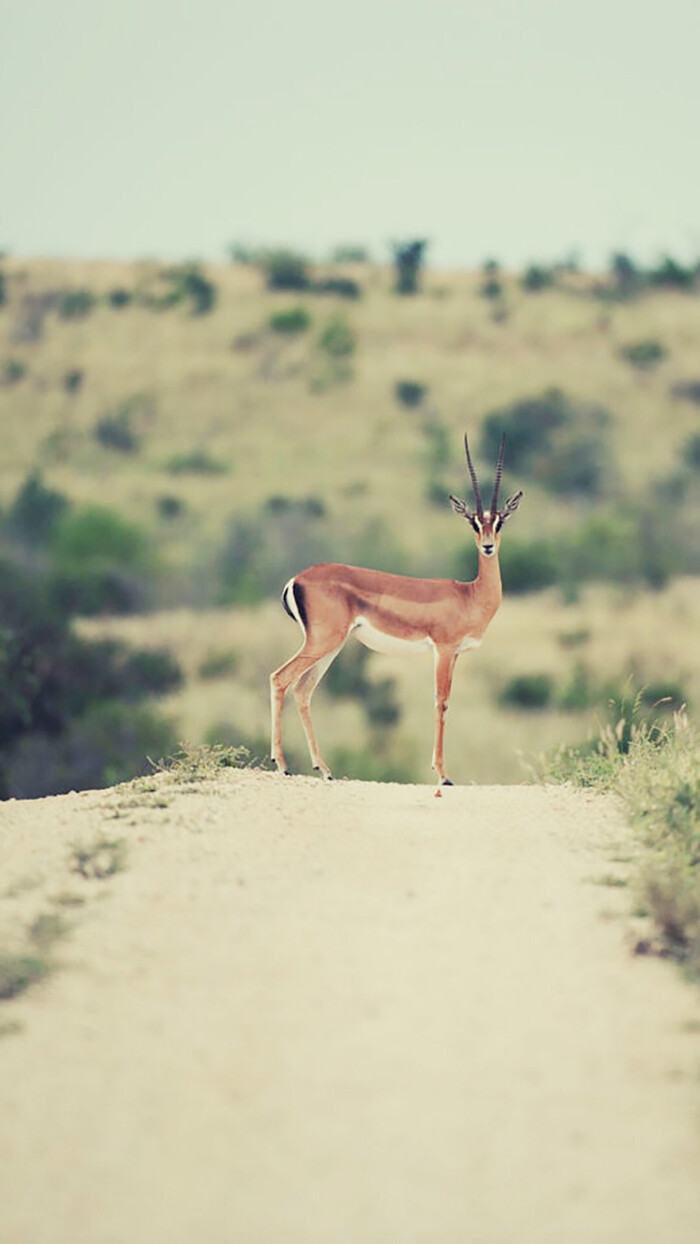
[{"left": 1, "top": 243, "right": 699, "bottom": 795}]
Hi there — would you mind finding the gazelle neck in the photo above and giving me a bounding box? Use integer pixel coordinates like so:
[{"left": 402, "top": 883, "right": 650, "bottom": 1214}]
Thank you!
[{"left": 464, "top": 546, "right": 503, "bottom": 617}]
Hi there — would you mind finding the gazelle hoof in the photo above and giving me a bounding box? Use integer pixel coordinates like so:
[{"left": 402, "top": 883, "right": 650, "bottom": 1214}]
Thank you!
[
  {"left": 314, "top": 766, "right": 333, "bottom": 781},
  {"left": 441, "top": 778, "right": 454, "bottom": 786}
]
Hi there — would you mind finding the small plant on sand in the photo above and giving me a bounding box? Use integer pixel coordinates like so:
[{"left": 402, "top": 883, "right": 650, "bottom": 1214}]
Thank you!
[
  {"left": 70, "top": 835, "right": 128, "bottom": 880},
  {"left": 151, "top": 742, "right": 252, "bottom": 783},
  {"left": 0, "top": 953, "right": 51, "bottom": 1001}
]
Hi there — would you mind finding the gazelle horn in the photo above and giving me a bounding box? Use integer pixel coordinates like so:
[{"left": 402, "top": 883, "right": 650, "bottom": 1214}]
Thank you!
[
  {"left": 490, "top": 434, "right": 505, "bottom": 516},
  {"left": 464, "top": 434, "right": 484, "bottom": 517}
]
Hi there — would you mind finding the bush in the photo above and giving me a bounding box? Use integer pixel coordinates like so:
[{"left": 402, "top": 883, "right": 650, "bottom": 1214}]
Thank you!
[
  {"left": 52, "top": 505, "right": 149, "bottom": 573},
  {"left": 261, "top": 250, "right": 311, "bottom": 291},
  {"left": 394, "top": 379, "right": 427, "bottom": 408},
  {"left": 268, "top": 306, "right": 311, "bottom": 334},
  {"left": 480, "top": 278, "right": 503, "bottom": 300},
  {"left": 1, "top": 358, "right": 27, "bottom": 385},
  {"left": 520, "top": 265, "right": 554, "bottom": 292},
  {"left": 0, "top": 270, "right": 6, "bottom": 307},
  {"left": 328, "top": 744, "right": 417, "bottom": 783},
  {"left": 63, "top": 368, "right": 83, "bottom": 393},
  {"left": 480, "top": 388, "right": 613, "bottom": 498},
  {"left": 619, "top": 339, "right": 667, "bottom": 370},
  {"left": 313, "top": 277, "right": 361, "bottom": 299},
  {"left": 500, "top": 673, "right": 554, "bottom": 709},
  {"left": 107, "top": 287, "right": 133, "bottom": 308},
  {"left": 317, "top": 315, "right": 355, "bottom": 358},
  {"left": 648, "top": 256, "right": 695, "bottom": 291},
  {"left": 57, "top": 289, "right": 96, "bottom": 319},
  {"left": 609, "top": 252, "right": 643, "bottom": 298},
  {"left": 0, "top": 558, "right": 179, "bottom": 797},
  {"left": 670, "top": 379, "right": 700, "bottom": 405},
  {"left": 681, "top": 433, "right": 700, "bottom": 470},
  {"left": 95, "top": 407, "right": 140, "bottom": 453},
  {"left": 331, "top": 245, "right": 370, "bottom": 263},
  {"left": 6, "top": 472, "right": 70, "bottom": 546},
  {"left": 157, "top": 494, "right": 185, "bottom": 519},
  {"left": 7, "top": 702, "right": 177, "bottom": 799},
  {"left": 392, "top": 239, "right": 428, "bottom": 295},
  {"left": 146, "top": 264, "right": 217, "bottom": 314},
  {"left": 166, "top": 450, "right": 229, "bottom": 475},
  {"left": 496, "top": 539, "right": 561, "bottom": 594}
]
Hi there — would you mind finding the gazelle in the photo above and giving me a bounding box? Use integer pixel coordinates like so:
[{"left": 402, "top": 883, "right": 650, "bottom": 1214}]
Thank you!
[{"left": 270, "top": 434, "right": 522, "bottom": 787}]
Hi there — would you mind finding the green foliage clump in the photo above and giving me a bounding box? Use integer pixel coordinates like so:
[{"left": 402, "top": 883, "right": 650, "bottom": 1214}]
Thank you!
[
  {"left": 480, "top": 388, "right": 614, "bottom": 498},
  {"left": 324, "top": 643, "right": 402, "bottom": 730},
  {"left": 314, "top": 277, "right": 361, "bottom": 299},
  {"left": 261, "top": 250, "right": 311, "bottom": 292},
  {"left": 268, "top": 306, "right": 311, "bottom": 334},
  {"left": 0, "top": 270, "right": 6, "bottom": 307},
  {"left": 394, "top": 379, "right": 427, "bottom": 408},
  {"left": 392, "top": 239, "right": 428, "bottom": 295},
  {"left": 0, "top": 558, "right": 179, "bottom": 797},
  {"left": 63, "top": 368, "right": 83, "bottom": 392},
  {"left": 107, "top": 287, "right": 133, "bottom": 308},
  {"left": 648, "top": 256, "right": 696, "bottom": 291},
  {"left": 2, "top": 358, "right": 27, "bottom": 385},
  {"left": 7, "top": 472, "right": 69, "bottom": 546},
  {"left": 328, "top": 744, "right": 417, "bottom": 784},
  {"left": 0, "top": 953, "right": 51, "bottom": 1001},
  {"left": 57, "top": 289, "right": 96, "bottom": 319},
  {"left": 500, "top": 673, "right": 553, "bottom": 710},
  {"left": 95, "top": 406, "right": 140, "bottom": 453},
  {"left": 331, "top": 245, "right": 370, "bottom": 263},
  {"left": 619, "top": 339, "right": 667, "bottom": 370},
  {"left": 520, "top": 265, "right": 554, "bottom": 292},
  {"left": 166, "top": 450, "right": 229, "bottom": 475}
]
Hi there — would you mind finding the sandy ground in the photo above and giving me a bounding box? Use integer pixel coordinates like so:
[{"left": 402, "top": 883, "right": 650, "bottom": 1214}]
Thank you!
[{"left": 1, "top": 770, "right": 700, "bottom": 1244}]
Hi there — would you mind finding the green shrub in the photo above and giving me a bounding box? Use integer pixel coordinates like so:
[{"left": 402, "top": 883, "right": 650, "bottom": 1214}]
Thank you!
[
  {"left": 557, "top": 662, "right": 597, "bottom": 711},
  {"left": 52, "top": 505, "right": 149, "bottom": 573},
  {"left": 422, "top": 417, "right": 451, "bottom": 472},
  {"left": 107, "top": 287, "right": 133, "bottom": 308},
  {"left": 268, "top": 306, "right": 311, "bottom": 334},
  {"left": 0, "top": 953, "right": 51, "bottom": 1000},
  {"left": 500, "top": 673, "right": 554, "bottom": 709},
  {"left": 0, "top": 270, "right": 6, "bottom": 307},
  {"left": 480, "top": 388, "right": 613, "bottom": 497},
  {"left": 7, "top": 472, "right": 70, "bottom": 546},
  {"left": 166, "top": 450, "right": 229, "bottom": 475},
  {"left": 619, "top": 339, "right": 667, "bottom": 370},
  {"left": 520, "top": 265, "right": 554, "bottom": 292},
  {"left": 648, "top": 256, "right": 695, "bottom": 291},
  {"left": 317, "top": 315, "right": 355, "bottom": 358},
  {"left": 328, "top": 744, "right": 417, "bottom": 783},
  {"left": 1, "top": 358, "right": 27, "bottom": 385},
  {"left": 331, "top": 245, "right": 369, "bottom": 263},
  {"left": 198, "top": 649, "right": 238, "bottom": 679},
  {"left": 95, "top": 407, "right": 140, "bottom": 453},
  {"left": 57, "top": 289, "right": 96, "bottom": 319},
  {"left": 394, "top": 379, "right": 427, "bottom": 408},
  {"left": 146, "top": 264, "right": 217, "bottom": 314},
  {"left": 608, "top": 252, "right": 644, "bottom": 299},
  {"left": 681, "top": 433, "right": 700, "bottom": 470},
  {"left": 392, "top": 239, "right": 428, "bottom": 295},
  {"left": 261, "top": 250, "right": 311, "bottom": 292},
  {"left": 496, "top": 538, "right": 560, "bottom": 593},
  {"left": 313, "top": 277, "right": 361, "bottom": 299},
  {"left": 480, "top": 278, "right": 503, "bottom": 300},
  {"left": 63, "top": 368, "right": 83, "bottom": 393},
  {"left": 671, "top": 380, "right": 700, "bottom": 405},
  {"left": 8, "top": 702, "right": 177, "bottom": 798},
  {"left": 157, "top": 494, "right": 185, "bottom": 519}
]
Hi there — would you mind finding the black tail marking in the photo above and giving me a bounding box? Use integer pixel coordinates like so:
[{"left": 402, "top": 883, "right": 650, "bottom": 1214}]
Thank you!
[{"left": 282, "top": 580, "right": 308, "bottom": 629}]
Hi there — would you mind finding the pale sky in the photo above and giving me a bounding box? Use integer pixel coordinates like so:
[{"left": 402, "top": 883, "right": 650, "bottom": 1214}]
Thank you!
[{"left": 3, "top": 0, "right": 699, "bottom": 268}]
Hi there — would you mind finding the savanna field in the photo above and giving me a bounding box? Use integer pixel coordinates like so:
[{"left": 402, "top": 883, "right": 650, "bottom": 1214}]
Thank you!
[{"left": 1, "top": 251, "right": 700, "bottom": 794}]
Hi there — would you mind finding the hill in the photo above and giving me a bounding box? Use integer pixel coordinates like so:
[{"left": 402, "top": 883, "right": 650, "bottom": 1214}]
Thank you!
[{"left": 1, "top": 255, "right": 699, "bottom": 785}]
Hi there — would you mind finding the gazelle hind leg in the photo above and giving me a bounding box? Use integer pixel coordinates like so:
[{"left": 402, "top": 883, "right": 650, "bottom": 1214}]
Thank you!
[
  {"left": 270, "top": 639, "right": 345, "bottom": 775},
  {"left": 293, "top": 647, "right": 343, "bottom": 778}
]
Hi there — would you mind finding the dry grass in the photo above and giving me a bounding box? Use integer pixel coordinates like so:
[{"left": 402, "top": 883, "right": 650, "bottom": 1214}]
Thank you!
[{"left": 4, "top": 256, "right": 700, "bottom": 783}]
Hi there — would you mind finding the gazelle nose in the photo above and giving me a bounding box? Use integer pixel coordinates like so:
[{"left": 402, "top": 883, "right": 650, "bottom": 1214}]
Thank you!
[{"left": 482, "top": 542, "right": 494, "bottom": 555}]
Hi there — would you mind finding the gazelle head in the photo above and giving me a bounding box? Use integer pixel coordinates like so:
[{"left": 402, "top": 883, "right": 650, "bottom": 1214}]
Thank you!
[{"left": 449, "top": 433, "right": 523, "bottom": 558}]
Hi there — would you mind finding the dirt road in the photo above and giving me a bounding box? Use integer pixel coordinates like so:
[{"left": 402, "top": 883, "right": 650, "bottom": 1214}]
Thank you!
[{"left": 1, "top": 771, "right": 700, "bottom": 1244}]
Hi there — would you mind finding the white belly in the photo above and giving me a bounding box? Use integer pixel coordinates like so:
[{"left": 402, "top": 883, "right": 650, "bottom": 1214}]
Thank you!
[
  {"left": 459, "top": 634, "right": 482, "bottom": 652},
  {"left": 353, "top": 617, "right": 432, "bottom": 656}
]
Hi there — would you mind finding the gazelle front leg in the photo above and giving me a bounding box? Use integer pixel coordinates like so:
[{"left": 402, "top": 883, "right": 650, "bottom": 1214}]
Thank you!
[{"left": 432, "top": 646, "right": 458, "bottom": 790}]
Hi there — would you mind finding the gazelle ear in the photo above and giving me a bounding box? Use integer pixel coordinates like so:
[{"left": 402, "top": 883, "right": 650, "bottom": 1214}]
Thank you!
[
  {"left": 450, "top": 494, "right": 474, "bottom": 521},
  {"left": 499, "top": 490, "right": 523, "bottom": 521}
]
